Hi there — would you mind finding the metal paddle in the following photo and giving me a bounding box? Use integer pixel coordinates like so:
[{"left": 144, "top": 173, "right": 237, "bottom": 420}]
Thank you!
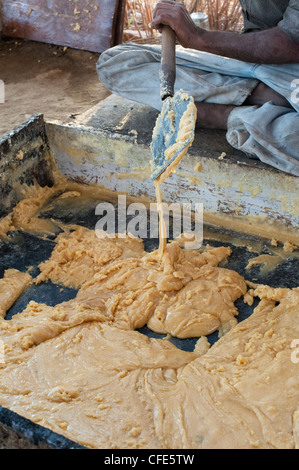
[{"left": 150, "top": 20, "right": 196, "bottom": 181}]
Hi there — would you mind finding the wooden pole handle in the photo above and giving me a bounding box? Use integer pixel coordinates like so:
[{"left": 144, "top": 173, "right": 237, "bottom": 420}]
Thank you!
[{"left": 160, "top": 25, "right": 176, "bottom": 100}]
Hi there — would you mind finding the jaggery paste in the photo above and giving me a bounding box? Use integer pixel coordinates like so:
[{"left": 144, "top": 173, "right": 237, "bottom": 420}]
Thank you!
[
  {"left": 0, "top": 147, "right": 298, "bottom": 447},
  {"left": 0, "top": 269, "right": 32, "bottom": 318},
  {"left": 0, "top": 223, "right": 298, "bottom": 448},
  {"left": 36, "top": 228, "right": 246, "bottom": 337}
]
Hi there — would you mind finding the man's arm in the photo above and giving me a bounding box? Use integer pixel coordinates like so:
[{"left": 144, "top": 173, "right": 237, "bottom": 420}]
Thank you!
[{"left": 151, "top": 0, "right": 299, "bottom": 64}]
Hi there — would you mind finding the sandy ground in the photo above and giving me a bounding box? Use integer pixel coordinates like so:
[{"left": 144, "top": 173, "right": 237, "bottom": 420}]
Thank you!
[{"left": 0, "top": 38, "right": 111, "bottom": 137}]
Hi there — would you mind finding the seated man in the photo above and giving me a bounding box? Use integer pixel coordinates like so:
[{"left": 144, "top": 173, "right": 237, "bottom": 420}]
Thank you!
[{"left": 97, "top": 0, "right": 299, "bottom": 177}]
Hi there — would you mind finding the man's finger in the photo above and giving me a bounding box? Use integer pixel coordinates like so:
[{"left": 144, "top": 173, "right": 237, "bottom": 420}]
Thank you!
[
  {"left": 151, "top": 6, "right": 175, "bottom": 28},
  {"left": 152, "top": 0, "right": 181, "bottom": 17}
]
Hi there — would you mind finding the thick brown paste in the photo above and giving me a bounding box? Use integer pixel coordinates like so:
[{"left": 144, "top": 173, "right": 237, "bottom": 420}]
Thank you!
[
  {"left": 0, "top": 175, "right": 298, "bottom": 448},
  {"left": 34, "top": 228, "right": 245, "bottom": 337},
  {"left": 0, "top": 269, "right": 32, "bottom": 318},
  {"left": 0, "top": 253, "right": 298, "bottom": 448}
]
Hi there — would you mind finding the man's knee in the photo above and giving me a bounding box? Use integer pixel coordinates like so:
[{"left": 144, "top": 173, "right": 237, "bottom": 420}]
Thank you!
[
  {"left": 244, "top": 82, "right": 294, "bottom": 109},
  {"left": 96, "top": 47, "right": 119, "bottom": 89}
]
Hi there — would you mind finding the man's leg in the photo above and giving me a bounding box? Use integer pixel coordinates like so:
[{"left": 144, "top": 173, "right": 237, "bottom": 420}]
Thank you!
[
  {"left": 195, "top": 82, "right": 294, "bottom": 130},
  {"left": 97, "top": 43, "right": 259, "bottom": 111},
  {"left": 97, "top": 43, "right": 299, "bottom": 110},
  {"left": 244, "top": 82, "right": 293, "bottom": 109},
  {"left": 227, "top": 103, "right": 299, "bottom": 176}
]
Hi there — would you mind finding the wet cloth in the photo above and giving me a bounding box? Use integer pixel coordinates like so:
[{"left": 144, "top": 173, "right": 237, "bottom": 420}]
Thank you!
[{"left": 97, "top": 44, "right": 299, "bottom": 176}]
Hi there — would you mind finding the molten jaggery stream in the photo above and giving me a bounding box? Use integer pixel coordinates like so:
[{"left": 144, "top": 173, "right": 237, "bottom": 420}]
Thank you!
[{"left": 154, "top": 179, "right": 167, "bottom": 259}]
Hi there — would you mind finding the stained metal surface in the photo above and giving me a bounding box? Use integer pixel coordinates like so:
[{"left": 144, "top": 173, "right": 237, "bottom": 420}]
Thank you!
[
  {"left": 2, "top": 0, "right": 126, "bottom": 53},
  {"left": 0, "top": 406, "right": 84, "bottom": 449},
  {"left": 0, "top": 113, "right": 55, "bottom": 218}
]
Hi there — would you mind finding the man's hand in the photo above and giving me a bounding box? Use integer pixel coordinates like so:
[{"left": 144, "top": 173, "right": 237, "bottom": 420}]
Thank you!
[{"left": 151, "top": 0, "right": 205, "bottom": 49}]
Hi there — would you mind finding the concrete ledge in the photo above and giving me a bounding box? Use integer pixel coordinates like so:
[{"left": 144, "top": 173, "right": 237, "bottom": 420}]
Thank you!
[
  {"left": 46, "top": 95, "right": 299, "bottom": 244},
  {"left": 67, "top": 94, "right": 269, "bottom": 170}
]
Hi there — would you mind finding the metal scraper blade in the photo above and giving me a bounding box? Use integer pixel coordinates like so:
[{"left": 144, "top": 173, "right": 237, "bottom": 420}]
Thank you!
[{"left": 150, "top": 89, "right": 196, "bottom": 181}]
